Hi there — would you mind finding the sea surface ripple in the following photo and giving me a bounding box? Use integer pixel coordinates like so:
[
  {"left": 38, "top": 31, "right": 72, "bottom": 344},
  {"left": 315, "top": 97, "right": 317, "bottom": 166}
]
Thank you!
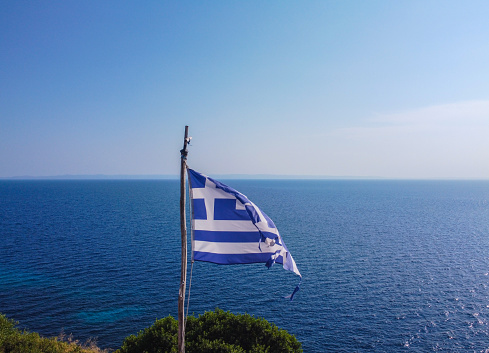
[{"left": 1, "top": 179, "right": 489, "bottom": 352}]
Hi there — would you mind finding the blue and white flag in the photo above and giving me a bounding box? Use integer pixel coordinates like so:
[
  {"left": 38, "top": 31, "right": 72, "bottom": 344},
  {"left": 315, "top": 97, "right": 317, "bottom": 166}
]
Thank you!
[{"left": 187, "top": 168, "right": 301, "bottom": 299}]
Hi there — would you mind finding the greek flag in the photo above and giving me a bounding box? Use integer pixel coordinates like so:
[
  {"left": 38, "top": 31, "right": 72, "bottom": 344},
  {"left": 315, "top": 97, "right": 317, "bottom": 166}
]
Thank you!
[{"left": 187, "top": 168, "right": 301, "bottom": 299}]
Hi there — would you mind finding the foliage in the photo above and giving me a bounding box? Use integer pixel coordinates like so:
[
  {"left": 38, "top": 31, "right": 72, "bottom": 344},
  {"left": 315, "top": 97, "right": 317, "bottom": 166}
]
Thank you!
[
  {"left": 116, "top": 316, "right": 178, "bottom": 353},
  {"left": 1, "top": 309, "right": 302, "bottom": 353},
  {"left": 0, "top": 313, "right": 106, "bottom": 353},
  {"left": 116, "top": 308, "right": 302, "bottom": 353}
]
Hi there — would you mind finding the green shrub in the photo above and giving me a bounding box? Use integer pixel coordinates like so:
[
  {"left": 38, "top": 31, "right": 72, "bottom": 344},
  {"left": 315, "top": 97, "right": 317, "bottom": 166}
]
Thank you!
[
  {"left": 117, "top": 316, "right": 177, "bottom": 353},
  {"left": 0, "top": 313, "right": 104, "bottom": 353},
  {"left": 1, "top": 309, "right": 302, "bottom": 353},
  {"left": 116, "top": 309, "right": 302, "bottom": 353}
]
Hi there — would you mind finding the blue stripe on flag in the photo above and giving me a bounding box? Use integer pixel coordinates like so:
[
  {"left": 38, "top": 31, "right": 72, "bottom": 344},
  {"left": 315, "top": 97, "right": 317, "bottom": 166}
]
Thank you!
[
  {"left": 193, "top": 251, "right": 284, "bottom": 265},
  {"left": 194, "top": 230, "right": 261, "bottom": 243},
  {"left": 194, "top": 230, "right": 282, "bottom": 243}
]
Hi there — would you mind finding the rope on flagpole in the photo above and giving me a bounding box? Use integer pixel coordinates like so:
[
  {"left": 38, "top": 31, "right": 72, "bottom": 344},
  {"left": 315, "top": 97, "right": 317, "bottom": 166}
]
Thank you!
[
  {"left": 185, "top": 260, "right": 194, "bottom": 326},
  {"left": 185, "top": 166, "right": 194, "bottom": 326}
]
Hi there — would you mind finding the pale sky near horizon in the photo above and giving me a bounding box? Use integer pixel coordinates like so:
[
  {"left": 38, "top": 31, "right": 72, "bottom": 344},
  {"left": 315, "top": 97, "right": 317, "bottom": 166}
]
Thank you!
[{"left": 1, "top": 1, "right": 488, "bottom": 179}]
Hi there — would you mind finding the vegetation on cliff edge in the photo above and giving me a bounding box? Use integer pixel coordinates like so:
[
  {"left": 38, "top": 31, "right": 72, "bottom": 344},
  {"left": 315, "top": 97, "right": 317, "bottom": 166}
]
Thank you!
[
  {"left": 116, "top": 308, "right": 302, "bottom": 353},
  {"left": 0, "top": 313, "right": 107, "bottom": 353},
  {"left": 1, "top": 309, "right": 302, "bottom": 353}
]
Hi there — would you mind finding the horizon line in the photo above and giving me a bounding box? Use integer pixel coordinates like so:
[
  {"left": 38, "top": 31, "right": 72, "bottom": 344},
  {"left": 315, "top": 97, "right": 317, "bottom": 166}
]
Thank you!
[{"left": 1, "top": 174, "right": 488, "bottom": 181}]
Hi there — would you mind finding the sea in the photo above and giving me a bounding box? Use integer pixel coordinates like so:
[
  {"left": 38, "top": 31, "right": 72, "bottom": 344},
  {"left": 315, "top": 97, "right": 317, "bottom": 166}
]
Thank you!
[{"left": 1, "top": 179, "right": 489, "bottom": 352}]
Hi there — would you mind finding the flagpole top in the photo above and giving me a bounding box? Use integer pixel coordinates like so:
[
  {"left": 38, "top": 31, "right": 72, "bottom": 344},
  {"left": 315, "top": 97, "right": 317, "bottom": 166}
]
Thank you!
[{"left": 180, "top": 126, "right": 191, "bottom": 161}]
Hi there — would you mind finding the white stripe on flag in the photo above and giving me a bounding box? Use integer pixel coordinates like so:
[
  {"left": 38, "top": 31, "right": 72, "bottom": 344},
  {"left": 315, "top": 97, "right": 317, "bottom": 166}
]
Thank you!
[
  {"left": 193, "top": 219, "right": 261, "bottom": 232},
  {"left": 194, "top": 240, "right": 284, "bottom": 254}
]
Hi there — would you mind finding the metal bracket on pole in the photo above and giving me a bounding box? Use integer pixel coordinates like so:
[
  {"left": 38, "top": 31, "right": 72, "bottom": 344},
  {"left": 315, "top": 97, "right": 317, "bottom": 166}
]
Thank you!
[{"left": 181, "top": 136, "right": 191, "bottom": 160}]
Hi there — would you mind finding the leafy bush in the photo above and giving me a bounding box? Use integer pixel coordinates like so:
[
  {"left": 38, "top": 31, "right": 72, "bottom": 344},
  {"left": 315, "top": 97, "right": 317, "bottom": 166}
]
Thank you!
[
  {"left": 117, "top": 309, "right": 302, "bottom": 353},
  {"left": 116, "top": 316, "right": 177, "bottom": 353},
  {"left": 0, "top": 313, "right": 105, "bottom": 353},
  {"left": 1, "top": 310, "right": 302, "bottom": 353}
]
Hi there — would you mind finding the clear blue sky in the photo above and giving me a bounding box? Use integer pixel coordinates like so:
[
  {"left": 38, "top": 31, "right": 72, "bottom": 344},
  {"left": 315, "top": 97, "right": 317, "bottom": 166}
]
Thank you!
[{"left": 1, "top": 1, "right": 488, "bottom": 178}]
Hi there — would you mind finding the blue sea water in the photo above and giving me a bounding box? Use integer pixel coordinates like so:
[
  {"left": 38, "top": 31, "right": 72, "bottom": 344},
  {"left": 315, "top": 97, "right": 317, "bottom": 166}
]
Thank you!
[{"left": 1, "top": 179, "right": 489, "bottom": 352}]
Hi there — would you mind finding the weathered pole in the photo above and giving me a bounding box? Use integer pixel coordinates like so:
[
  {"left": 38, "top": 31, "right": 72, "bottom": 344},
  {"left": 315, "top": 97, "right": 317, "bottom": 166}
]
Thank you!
[{"left": 178, "top": 125, "right": 189, "bottom": 353}]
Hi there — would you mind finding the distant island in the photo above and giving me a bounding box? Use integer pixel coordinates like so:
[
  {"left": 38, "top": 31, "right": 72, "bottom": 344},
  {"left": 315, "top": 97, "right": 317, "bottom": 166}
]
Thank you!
[
  {"left": 2, "top": 174, "right": 484, "bottom": 181},
  {"left": 1, "top": 174, "right": 382, "bottom": 180},
  {"left": 0, "top": 174, "right": 180, "bottom": 180}
]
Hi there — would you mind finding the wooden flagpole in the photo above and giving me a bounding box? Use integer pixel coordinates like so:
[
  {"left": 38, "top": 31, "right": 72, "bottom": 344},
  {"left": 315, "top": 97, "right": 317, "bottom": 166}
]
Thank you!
[{"left": 178, "top": 125, "right": 189, "bottom": 353}]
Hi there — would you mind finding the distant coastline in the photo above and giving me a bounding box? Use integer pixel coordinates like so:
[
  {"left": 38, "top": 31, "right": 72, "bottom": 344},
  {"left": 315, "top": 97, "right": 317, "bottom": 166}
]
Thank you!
[
  {"left": 1, "top": 174, "right": 488, "bottom": 181},
  {"left": 0, "top": 174, "right": 376, "bottom": 180},
  {"left": 0, "top": 174, "right": 180, "bottom": 180}
]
